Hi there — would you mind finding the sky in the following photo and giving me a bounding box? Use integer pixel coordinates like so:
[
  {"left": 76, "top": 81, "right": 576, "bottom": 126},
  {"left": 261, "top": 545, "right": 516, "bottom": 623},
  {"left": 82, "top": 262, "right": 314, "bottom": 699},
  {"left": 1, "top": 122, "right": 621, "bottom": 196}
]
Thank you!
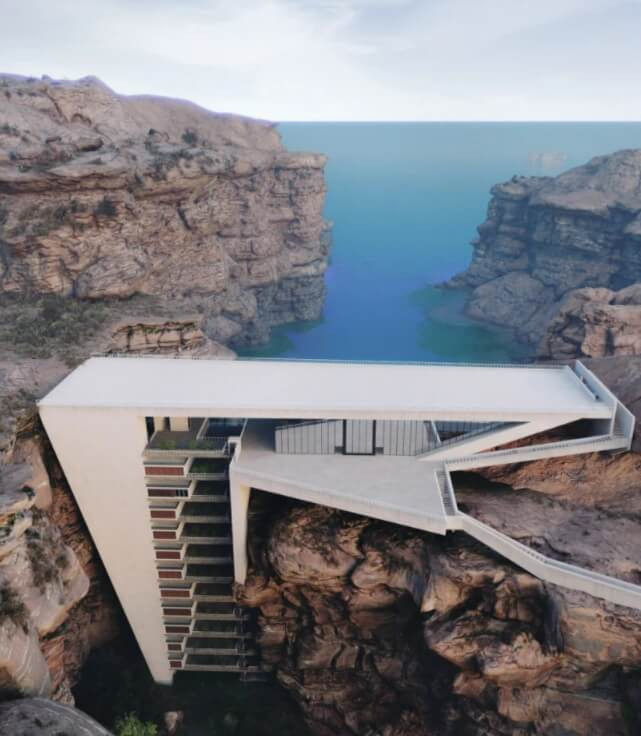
[{"left": 1, "top": 0, "right": 640, "bottom": 121}]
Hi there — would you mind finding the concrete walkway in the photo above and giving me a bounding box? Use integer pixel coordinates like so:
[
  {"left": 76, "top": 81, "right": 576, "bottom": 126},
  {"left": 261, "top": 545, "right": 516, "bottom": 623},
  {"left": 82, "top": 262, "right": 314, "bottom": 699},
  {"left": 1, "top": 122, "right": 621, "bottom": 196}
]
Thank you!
[{"left": 231, "top": 399, "right": 640, "bottom": 610}]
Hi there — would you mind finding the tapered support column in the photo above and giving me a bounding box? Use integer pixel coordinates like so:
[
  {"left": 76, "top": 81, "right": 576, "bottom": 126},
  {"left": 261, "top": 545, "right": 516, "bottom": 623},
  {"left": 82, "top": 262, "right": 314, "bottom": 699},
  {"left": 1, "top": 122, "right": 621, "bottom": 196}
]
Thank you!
[{"left": 230, "top": 478, "right": 251, "bottom": 584}]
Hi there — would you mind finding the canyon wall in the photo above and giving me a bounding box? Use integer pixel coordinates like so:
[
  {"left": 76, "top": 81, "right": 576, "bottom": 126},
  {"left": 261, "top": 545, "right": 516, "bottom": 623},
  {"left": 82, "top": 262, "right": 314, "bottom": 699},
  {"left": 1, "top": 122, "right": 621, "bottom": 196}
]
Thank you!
[
  {"left": 0, "top": 73, "right": 331, "bottom": 708},
  {"left": 0, "top": 73, "right": 330, "bottom": 346},
  {"left": 0, "top": 411, "right": 120, "bottom": 703},
  {"left": 446, "top": 149, "right": 641, "bottom": 358}
]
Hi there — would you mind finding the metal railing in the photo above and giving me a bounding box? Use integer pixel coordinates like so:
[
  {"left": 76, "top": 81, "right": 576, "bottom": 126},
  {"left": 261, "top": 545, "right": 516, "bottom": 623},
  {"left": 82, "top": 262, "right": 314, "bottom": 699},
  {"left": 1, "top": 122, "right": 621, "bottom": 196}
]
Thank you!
[
  {"left": 445, "top": 433, "right": 619, "bottom": 469},
  {"left": 460, "top": 514, "right": 641, "bottom": 610}
]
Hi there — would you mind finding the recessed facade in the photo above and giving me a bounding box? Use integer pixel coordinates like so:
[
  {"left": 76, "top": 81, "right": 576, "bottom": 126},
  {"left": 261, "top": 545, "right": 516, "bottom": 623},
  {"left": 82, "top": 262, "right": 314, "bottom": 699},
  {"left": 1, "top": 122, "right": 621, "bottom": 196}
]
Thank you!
[{"left": 38, "top": 357, "right": 637, "bottom": 684}]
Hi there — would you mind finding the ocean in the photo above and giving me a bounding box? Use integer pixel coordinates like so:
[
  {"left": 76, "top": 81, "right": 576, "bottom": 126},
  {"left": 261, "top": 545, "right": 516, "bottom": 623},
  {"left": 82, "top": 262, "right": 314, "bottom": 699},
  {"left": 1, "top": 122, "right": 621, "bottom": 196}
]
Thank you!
[{"left": 237, "top": 123, "right": 641, "bottom": 362}]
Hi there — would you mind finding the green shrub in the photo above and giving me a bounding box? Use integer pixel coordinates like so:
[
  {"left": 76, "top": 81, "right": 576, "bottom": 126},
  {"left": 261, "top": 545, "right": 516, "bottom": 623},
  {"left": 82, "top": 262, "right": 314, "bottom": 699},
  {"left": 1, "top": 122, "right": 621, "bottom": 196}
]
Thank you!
[
  {"left": 157, "top": 438, "right": 176, "bottom": 450},
  {"left": 181, "top": 128, "right": 198, "bottom": 145},
  {"left": 115, "top": 713, "right": 157, "bottom": 736},
  {"left": 95, "top": 196, "right": 117, "bottom": 217}
]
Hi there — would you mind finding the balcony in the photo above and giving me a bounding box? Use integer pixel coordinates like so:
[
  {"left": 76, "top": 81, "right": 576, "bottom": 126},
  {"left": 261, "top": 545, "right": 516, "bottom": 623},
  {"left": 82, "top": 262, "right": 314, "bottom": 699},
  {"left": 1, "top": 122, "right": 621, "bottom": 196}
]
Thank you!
[
  {"left": 185, "top": 637, "right": 256, "bottom": 656},
  {"left": 193, "top": 583, "right": 234, "bottom": 602},
  {"left": 192, "top": 480, "right": 229, "bottom": 501},
  {"left": 194, "top": 601, "right": 250, "bottom": 621},
  {"left": 186, "top": 458, "right": 229, "bottom": 481},
  {"left": 144, "top": 432, "right": 230, "bottom": 460},
  {"left": 179, "top": 501, "right": 230, "bottom": 523},
  {"left": 185, "top": 562, "right": 234, "bottom": 583},
  {"left": 192, "top": 620, "right": 252, "bottom": 638},
  {"left": 179, "top": 523, "right": 232, "bottom": 545},
  {"left": 144, "top": 418, "right": 244, "bottom": 461},
  {"left": 184, "top": 543, "right": 233, "bottom": 564}
]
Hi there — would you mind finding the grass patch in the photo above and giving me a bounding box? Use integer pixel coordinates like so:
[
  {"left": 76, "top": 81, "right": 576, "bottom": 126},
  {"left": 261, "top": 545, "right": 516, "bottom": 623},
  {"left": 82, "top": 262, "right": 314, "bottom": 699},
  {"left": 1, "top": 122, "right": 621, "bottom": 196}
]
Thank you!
[{"left": 0, "top": 294, "right": 109, "bottom": 361}]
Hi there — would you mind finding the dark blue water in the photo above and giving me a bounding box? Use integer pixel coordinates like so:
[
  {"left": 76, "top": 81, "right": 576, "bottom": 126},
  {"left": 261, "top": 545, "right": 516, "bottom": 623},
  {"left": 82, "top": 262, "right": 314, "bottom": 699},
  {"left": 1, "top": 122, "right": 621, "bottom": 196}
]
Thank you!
[{"left": 238, "top": 123, "right": 641, "bottom": 362}]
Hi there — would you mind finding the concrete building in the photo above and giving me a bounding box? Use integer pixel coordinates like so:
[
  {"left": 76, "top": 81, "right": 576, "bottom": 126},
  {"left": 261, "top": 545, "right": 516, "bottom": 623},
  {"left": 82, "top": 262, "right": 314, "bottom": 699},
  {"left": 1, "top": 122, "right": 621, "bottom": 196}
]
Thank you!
[{"left": 38, "top": 356, "right": 636, "bottom": 684}]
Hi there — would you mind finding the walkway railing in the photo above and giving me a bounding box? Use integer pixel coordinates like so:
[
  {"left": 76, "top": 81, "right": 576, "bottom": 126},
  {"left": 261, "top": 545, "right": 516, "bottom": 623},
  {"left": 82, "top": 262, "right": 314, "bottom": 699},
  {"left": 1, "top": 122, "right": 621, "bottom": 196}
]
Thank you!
[
  {"left": 445, "top": 433, "right": 622, "bottom": 470},
  {"left": 459, "top": 514, "right": 641, "bottom": 610}
]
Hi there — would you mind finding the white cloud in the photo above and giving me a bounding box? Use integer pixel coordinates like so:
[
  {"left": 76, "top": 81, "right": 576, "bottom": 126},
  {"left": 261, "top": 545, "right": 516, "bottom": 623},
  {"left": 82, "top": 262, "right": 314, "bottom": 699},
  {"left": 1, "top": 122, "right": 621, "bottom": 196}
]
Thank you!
[{"left": 0, "top": 0, "right": 640, "bottom": 120}]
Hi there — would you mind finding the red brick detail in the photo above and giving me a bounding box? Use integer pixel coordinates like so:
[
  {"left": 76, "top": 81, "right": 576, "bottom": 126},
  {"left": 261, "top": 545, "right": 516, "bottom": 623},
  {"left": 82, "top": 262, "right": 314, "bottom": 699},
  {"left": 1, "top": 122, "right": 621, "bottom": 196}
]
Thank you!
[
  {"left": 148, "top": 488, "right": 182, "bottom": 498},
  {"left": 165, "top": 625, "right": 189, "bottom": 634},
  {"left": 156, "top": 550, "right": 180, "bottom": 560},
  {"left": 158, "top": 570, "right": 182, "bottom": 580},
  {"left": 145, "top": 466, "right": 183, "bottom": 476},
  {"left": 151, "top": 509, "right": 176, "bottom": 520},
  {"left": 153, "top": 530, "right": 176, "bottom": 540},
  {"left": 167, "top": 643, "right": 183, "bottom": 652},
  {"left": 170, "top": 661, "right": 183, "bottom": 669},
  {"left": 161, "top": 588, "right": 190, "bottom": 598},
  {"left": 163, "top": 607, "right": 192, "bottom": 617}
]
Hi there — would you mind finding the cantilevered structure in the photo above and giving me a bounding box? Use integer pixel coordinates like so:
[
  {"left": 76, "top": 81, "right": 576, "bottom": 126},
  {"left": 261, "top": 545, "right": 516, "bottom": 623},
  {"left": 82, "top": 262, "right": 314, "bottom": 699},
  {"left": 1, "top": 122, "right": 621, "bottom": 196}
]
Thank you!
[{"left": 38, "top": 357, "right": 636, "bottom": 684}]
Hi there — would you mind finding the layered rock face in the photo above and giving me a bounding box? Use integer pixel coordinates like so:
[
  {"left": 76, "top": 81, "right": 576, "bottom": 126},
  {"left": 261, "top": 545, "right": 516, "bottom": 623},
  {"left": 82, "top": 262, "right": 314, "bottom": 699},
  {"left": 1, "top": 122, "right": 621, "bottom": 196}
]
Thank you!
[
  {"left": 0, "top": 423, "right": 119, "bottom": 703},
  {"left": 240, "top": 494, "right": 641, "bottom": 736},
  {"left": 447, "top": 149, "right": 641, "bottom": 354},
  {"left": 0, "top": 74, "right": 330, "bottom": 345},
  {"left": 539, "top": 283, "right": 641, "bottom": 359}
]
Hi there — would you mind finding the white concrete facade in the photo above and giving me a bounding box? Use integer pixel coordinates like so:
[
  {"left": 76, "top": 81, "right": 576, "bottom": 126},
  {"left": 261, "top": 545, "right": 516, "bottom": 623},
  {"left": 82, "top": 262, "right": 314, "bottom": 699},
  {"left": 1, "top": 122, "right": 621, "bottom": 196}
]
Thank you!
[{"left": 38, "top": 356, "right": 637, "bottom": 683}]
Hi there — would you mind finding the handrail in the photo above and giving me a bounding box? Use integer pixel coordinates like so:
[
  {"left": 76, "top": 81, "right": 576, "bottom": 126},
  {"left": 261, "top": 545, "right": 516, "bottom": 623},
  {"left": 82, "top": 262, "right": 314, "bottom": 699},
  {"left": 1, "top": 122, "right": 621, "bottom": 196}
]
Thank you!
[
  {"left": 426, "top": 421, "right": 514, "bottom": 452},
  {"left": 459, "top": 514, "right": 641, "bottom": 608},
  {"left": 274, "top": 418, "right": 339, "bottom": 432},
  {"left": 445, "top": 433, "right": 618, "bottom": 468}
]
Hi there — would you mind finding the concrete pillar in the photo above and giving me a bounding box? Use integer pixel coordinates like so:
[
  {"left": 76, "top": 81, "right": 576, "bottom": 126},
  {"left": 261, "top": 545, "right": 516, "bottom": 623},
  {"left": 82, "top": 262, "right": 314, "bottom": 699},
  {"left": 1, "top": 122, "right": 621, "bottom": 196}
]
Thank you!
[
  {"left": 169, "top": 417, "right": 189, "bottom": 432},
  {"left": 230, "top": 479, "right": 251, "bottom": 584},
  {"left": 153, "top": 416, "right": 166, "bottom": 432}
]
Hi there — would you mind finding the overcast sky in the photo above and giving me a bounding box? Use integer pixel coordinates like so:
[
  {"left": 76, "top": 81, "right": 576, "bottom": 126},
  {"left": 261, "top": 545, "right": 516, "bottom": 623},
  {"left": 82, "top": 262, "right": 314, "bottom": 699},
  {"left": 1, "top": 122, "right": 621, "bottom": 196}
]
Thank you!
[{"left": 1, "top": 0, "right": 640, "bottom": 121}]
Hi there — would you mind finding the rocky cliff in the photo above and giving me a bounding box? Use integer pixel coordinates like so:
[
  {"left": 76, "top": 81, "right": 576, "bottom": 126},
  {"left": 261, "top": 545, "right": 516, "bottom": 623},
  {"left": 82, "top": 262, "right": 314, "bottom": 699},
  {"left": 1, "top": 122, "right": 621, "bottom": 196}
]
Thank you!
[
  {"left": 0, "top": 72, "right": 332, "bottom": 710},
  {"left": 539, "top": 283, "right": 641, "bottom": 359},
  {"left": 239, "top": 486, "right": 641, "bottom": 736},
  {"left": 0, "top": 73, "right": 330, "bottom": 346},
  {"left": 0, "top": 414, "right": 119, "bottom": 703},
  {"left": 446, "top": 149, "right": 641, "bottom": 357}
]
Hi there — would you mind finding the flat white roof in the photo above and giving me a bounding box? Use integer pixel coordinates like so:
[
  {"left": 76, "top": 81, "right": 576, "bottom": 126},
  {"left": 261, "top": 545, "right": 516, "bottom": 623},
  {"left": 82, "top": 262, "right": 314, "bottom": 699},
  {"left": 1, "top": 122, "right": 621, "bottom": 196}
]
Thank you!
[{"left": 38, "top": 357, "right": 612, "bottom": 421}]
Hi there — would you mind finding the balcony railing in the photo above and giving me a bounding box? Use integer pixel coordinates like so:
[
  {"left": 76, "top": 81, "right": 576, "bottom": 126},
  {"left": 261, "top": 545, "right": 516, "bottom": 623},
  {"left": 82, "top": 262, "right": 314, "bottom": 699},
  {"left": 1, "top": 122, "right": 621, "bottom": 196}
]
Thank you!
[{"left": 144, "top": 432, "right": 230, "bottom": 458}]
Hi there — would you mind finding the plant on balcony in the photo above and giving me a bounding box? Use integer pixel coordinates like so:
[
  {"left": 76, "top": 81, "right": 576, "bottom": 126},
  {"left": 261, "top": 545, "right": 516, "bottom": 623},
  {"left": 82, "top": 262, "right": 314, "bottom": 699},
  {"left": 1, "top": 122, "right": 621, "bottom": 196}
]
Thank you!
[
  {"left": 190, "top": 459, "right": 220, "bottom": 474},
  {"left": 157, "top": 438, "right": 176, "bottom": 450}
]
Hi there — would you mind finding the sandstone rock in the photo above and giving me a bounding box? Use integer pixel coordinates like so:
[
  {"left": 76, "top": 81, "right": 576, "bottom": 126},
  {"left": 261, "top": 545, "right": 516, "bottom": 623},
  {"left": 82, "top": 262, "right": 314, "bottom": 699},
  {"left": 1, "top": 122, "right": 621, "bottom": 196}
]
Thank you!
[
  {"left": 240, "top": 487, "right": 641, "bottom": 736},
  {"left": 0, "top": 697, "right": 113, "bottom": 735},
  {"left": 0, "top": 74, "right": 330, "bottom": 348},
  {"left": 0, "top": 620, "right": 52, "bottom": 697},
  {"left": 446, "top": 150, "right": 641, "bottom": 350},
  {"left": 163, "top": 710, "right": 184, "bottom": 735},
  {"left": 539, "top": 283, "right": 641, "bottom": 359},
  {"left": 108, "top": 317, "right": 235, "bottom": 358}
]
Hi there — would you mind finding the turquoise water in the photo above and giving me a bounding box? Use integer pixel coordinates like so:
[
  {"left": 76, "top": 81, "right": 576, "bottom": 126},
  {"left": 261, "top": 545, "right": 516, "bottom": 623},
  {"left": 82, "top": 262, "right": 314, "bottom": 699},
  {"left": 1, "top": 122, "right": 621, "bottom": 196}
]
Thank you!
[{"left": 238, "top": 123, "right": 641, "bottom": 362}]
